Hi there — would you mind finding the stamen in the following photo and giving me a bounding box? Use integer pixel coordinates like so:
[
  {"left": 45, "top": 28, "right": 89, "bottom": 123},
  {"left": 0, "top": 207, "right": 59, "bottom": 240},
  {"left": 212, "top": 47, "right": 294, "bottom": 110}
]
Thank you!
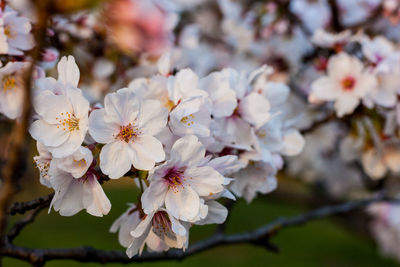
[
  {"left": 163, "top": 167, "right": 186, "bottom": 193},
  {"left": 180, "top": 114, "right": 195, "bottom": 126},
  {"left": 116, "top": 123, "right": 139, "bottom": 142},
  {"left": 4, "top": 25, "right": 15, "bottom": 39},
  {"left": 56, "top": 111, "right": 80, "bottom": 132},
  {"left": 2, "top": 75, "right": 16, "bottom": 92}
]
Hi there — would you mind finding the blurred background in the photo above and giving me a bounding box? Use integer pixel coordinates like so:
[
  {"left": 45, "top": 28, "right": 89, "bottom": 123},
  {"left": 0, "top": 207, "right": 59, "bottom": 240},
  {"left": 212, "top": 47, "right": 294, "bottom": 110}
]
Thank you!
[{"left": 4, "top": 168, "right": 399, "bottom": 266}]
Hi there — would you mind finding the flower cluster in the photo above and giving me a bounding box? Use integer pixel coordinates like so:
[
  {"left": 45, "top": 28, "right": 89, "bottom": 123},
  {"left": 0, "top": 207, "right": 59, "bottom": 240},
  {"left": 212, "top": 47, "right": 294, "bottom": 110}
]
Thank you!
[
  {"left": 24, "top": 52, "right": 303, "bottom": 256},
  {"left": 5, "top": 0, "right": 400, "bottom": 263}
]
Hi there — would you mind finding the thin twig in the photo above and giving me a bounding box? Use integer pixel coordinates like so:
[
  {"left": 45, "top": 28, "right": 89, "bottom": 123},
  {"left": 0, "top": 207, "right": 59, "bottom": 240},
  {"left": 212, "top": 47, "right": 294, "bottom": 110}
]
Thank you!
[{"left": 8, "top": 194, "right": 54, "bottom": 216}]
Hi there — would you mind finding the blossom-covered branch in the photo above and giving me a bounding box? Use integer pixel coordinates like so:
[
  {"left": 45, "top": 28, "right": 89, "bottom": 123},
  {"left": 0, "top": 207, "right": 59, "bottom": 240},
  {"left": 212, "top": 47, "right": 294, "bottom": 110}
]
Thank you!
[{"left": 1, "top": 195, "right": 396, "bottom": 266}]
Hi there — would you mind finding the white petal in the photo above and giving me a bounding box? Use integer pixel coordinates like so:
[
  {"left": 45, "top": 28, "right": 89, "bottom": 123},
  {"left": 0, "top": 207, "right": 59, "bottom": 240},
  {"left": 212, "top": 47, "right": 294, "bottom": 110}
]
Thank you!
[
  {"left": 195, "top": 200, "right": 228, "bottom": 225},
  {"left": 29, "top": 120, "right": 69, "bottom": 147},
  {"left": 184, "top": 166, "right": 225, "bottom": 196},
  {"left": 137, "top": 99, "right": 168, "bottom": 135},
  {"left": 57, "top": 56, "right": 80, "bottom": 87},
  {"left": 82, "top": 174, "right": 111, "bottom": 217},
  {"left": 130, "top": 135, "right": 165, "bottom": 170},
  {"left": 88, "top": 109, "right": 119, "bottom": 144},
  {"left": 165, "top": 186, "right": 200, "bottom": 221},
  {"left": 104, "top": 89, "right": 139, "bottom": 126},
  {"left": 141, "top": 180, "right": 168, "bottom": 214},
  {"left": 239, "top": 93, "right": 270, "bottom": 128},
  {"left": 281, "top": 130, "right": 305, "bottom": 156},
  {"left": 334, "top": 95, "right": 359, "bottom": 117},
  {"left": 170, "top": 135, "right": 205, "bottom": 166},
  {"left": 310, "top": 77, "right": 338, "bottom": 101},
  {"left": 100, "top": 141, "right": 133, "bottom": 179},
  {"left": 48, "top": 130, "right": 85, "bottom": 158}
]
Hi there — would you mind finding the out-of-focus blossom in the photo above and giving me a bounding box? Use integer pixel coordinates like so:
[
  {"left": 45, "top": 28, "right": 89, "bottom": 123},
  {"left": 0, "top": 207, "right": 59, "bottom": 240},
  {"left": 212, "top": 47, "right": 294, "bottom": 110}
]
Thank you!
[
  {"left": 106, "top": 0, "right": 175, "bottom": 55},
  {"left": 0, "top": 6, "right": 34, "bottom": 56},
  {"left": 0, "top": 61, "right": 28, "bottom": 119},
  {"left": 309, "top": 53, "right": 377, "bottom": 117}
]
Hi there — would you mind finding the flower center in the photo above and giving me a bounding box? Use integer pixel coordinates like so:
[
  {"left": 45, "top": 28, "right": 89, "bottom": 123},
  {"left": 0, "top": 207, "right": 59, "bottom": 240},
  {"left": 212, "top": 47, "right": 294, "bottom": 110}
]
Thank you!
[
  {"left": 152, "top": 210, "right": 172, "bottom": 235},
  {"left": 116, "top": 123, "right": 139, "bottom": 142},
  {"left": 4, "top": 25, "right": 15, "bottom": 39},
  {"left": 2, "top": 75, "right": 16, "bottom": 92},
  {"left": 56, "top": 112, "right": 80, "bottom": 132},
  {"left": 341, "top": 76, "right": 356, "bottom": 91},
  {"left": 73, "top": 158, "right": 86, "bottom": 167},
  {"left": 164, "top": 167, "right": 185, "bottom": 191},
  {"left": 34, "top": 158, "right": 50, "bottom": 179},
  {"left": 180, "top": 114, "right": 195, "bottom": 126}
]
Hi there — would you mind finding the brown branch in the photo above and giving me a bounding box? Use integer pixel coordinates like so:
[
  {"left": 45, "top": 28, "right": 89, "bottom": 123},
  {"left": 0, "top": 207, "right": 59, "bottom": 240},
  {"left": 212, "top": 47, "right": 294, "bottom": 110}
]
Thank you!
[
  {"left": 8, "top": 194, "right": 53, "bottom": 216},
  {"left": 0, "top": 194, "right": 396, "bottom": 266},
  {"left": 0, "top": 0, "right": 51, "bottom": 259}
]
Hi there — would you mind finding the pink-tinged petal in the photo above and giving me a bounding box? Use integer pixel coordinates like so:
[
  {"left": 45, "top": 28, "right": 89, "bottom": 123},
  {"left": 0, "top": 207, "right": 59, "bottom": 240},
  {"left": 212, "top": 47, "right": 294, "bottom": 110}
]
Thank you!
[
  {"left": 239, "top": 92, "right": 270, "bottom": 128},
  {"left": 130, "top": 135, "right": 165, "bottom": 170},
  {"left": 137, "top": 99, "right": 168, "bottom": 135},
  {"left": 82, "top": 174, "right": 111, "bottom": 217},
  {"left": 104, "top": 89, "right": 139, "bottom": 125},
  {"left": 170, "top": 135, "right": 205, "bottom": 166},
  {"left": 29, "top": 120, "right": 69, "bottom": 147},
  {"left": 48, "top": 130, "right": 85, "bottom": 158},
  {"left": 100, "top": 141, "right": 133, "bottom": 179},
  {"left": 165, "top": 186, "right": 199, "bottom": 221},
  {"left": 57, "top": 56, "right": 80, "bottom": 87},
  {"left": 184, "top": 166, "right": 224, "bottom": 196},
  {"left": 141, "top": 180, "right": 168, "bottom": 214},
  {"left": 88, "top": 109, "right": 119, "bottom": 144}
]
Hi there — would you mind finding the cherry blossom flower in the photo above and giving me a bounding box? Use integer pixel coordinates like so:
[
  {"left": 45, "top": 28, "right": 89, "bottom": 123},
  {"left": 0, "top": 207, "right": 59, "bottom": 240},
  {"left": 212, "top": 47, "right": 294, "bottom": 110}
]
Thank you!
[
  {"left": 230, "top": 161, "right": 277, "bottom": 203},
  {"left": 33, "top": 142, "right": 53, "bottom": 188},
  {"left": 141, "top": 135, "right": 226, "bottom": 221},
  {"left": 30, "top": 56, "right": 90, "bottom": 158},
  {"left": 0, "top": 6, "right": 34, "bottom": 56},
  {"left": 111, "top": 205, "right": 189, "bottom": 257},
  {"left": 88, "top": 88, "right": 168, "bottom": 178},
  {"left": 309, "top": 53, "right": 377, "bottom": 117},
  {"left": 48, "top": 146, "right": 111, "bottom": 217},
  {"left": 0, "top": 61, "right": 27, "bottom": 119},
  {"left": 127, "top": 208, "right": 189, "bottom": 257}
]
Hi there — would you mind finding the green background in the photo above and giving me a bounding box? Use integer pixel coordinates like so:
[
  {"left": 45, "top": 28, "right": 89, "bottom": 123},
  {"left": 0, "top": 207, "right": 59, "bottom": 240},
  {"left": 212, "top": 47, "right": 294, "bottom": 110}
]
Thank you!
[{"left": 4, "top": 176, "right": 399, "bottom": 267}]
